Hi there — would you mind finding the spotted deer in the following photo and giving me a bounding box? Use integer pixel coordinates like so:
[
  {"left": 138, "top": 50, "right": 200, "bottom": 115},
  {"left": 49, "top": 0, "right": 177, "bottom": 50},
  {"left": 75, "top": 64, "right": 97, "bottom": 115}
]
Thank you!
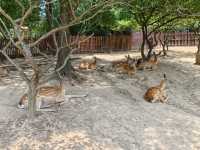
[
  {"left": 144, "top": 74, "right": 168, "bottom": 103},
  {"left": 111, "top": 55, "right": 130, "bottom": 68},
  {"left": 79, "top": 57, "right": 97, "bottom": 70},
  {"left": 18, "top": 80, "right": 65, "bottom": 110},
  {"left": 115, "top": 55, "right": 137, "bottom": 76},
  {"left": 136, "top": 52, "right": 159, "bottom": 70}
]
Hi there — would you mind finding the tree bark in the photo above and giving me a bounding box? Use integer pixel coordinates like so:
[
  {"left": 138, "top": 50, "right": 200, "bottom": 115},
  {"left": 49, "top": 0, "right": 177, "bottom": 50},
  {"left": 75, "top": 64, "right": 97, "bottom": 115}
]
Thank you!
[
  {"left": 195, "top": 37, "right": 200, "bottom": 65},
  {"left": 141, "top": 26, "right": 147, "bottom": 60},
  {"left": 28, "top": 84, "right": 37, "bottom": 117},
  {"left": 141, "top": 25, "right": 158, "bottom": 61},
  {"left": 28, "top": 69, "right": 39, "bottom": 117},
  {"left": 45, "top": 0, "right": 53, "bottom": 29},
  {"left": 158, "top": 32, "right": 168, "bottom": 56},
  {"left": 147, "top": 32, "right": 158, "bottom": 59},
  {"left": 56, "top": 0, "right": 73, "bottom": 76}
]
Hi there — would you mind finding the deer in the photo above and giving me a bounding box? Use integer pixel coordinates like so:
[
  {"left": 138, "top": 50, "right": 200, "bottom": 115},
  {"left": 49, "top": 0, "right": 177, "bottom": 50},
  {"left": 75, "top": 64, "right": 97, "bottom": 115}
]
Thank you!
[
  {"left": 115, "top": 55, "right": 137, "bottom": 76},
  {"left": 136, "top": 52, "right": 159, "bottom": 70},
  {"left": 79, "top": 56, "right": 97, "bottom": 70},
  {"left": 111, "top": 55, "right": 131, "bottom": 67},
  {"left": 144, "top": 74, "right": 168, "bottom": 103},
  {"left": 18, "top": 80, "right": 65, "bottom": 110}
]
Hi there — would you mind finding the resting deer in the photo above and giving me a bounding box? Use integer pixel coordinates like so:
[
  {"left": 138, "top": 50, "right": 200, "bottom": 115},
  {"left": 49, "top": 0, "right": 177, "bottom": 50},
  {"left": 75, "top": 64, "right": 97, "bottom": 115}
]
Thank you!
[
  {"left": 18, "top": 81, "right": 65, "bottom": 110},
  {"left": 79, "top": 57, "right": 97, "bottom": 70},
  {"left": 111, "top": 55, "right": 130, "bottom": 67},
  {"left": 136, "top": 52, "right": 158, "bottom": 70},
  {"left": 144, "top": 74, "right": 168, "bottom": 103},
  {"left": 115, "top": 55, "right": 137, "bottom": 76}
]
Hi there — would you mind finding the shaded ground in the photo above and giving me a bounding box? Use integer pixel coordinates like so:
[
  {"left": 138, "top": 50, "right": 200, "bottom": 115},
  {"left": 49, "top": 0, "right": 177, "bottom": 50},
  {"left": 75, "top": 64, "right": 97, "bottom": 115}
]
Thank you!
[{"left": 0, "top": 46, "right": 200, "bottom": 150}]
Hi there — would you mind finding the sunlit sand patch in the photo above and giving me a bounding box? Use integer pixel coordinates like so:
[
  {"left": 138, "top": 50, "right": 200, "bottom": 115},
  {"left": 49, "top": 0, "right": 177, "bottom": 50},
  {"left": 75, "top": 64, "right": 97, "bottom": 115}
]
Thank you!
[{"left": 8, "top": 130, "right": 123, "bottom": 150}]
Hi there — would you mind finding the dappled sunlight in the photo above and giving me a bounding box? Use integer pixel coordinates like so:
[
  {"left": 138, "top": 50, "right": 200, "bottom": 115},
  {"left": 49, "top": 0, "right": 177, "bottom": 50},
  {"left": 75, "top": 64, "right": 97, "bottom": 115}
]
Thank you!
[
  {"left": 8, "top": 130, "right": 123, "bottom": 150},
  {"left": 176, "top": 57, "right": 195, "bottom": 63}
]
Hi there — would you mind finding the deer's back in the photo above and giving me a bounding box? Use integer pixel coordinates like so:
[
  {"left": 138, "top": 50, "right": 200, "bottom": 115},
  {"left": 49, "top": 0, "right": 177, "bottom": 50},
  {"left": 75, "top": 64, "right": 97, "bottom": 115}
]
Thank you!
[
  {"left": 144, "top": 86, "right": 161, "bottom": 102},
  {"left": 38, "top": 86, "right": 62, "bottom": 97}
]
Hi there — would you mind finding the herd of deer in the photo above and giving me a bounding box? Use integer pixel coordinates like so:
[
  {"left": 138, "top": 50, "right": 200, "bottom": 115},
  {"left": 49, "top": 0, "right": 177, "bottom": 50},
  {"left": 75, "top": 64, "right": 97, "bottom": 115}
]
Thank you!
[
  {"left": 78, "top": 51, "right": 159, "bottom": 75},
  {"left": 17, "top": 53, "right": 168, "bottom": 110}
]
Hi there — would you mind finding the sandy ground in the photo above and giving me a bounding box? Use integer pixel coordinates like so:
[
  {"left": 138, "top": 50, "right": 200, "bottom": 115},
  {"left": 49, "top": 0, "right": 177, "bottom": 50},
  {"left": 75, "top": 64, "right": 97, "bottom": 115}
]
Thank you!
[{"left": 0, "top": 46, "right": 200, "bottom": 150}]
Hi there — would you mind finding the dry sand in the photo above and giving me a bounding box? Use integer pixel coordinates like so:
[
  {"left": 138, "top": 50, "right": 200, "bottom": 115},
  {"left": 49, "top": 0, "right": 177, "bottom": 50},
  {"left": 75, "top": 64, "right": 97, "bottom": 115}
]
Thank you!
[{"left": 0, "top": 46, "right": 200, "bottom": 150}]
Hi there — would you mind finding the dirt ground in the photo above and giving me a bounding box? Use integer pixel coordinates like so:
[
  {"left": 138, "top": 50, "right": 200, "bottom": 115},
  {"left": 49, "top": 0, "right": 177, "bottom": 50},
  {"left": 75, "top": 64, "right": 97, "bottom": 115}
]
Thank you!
[{"left": 0, "top": 46, "right": 200, "bottom": 150}]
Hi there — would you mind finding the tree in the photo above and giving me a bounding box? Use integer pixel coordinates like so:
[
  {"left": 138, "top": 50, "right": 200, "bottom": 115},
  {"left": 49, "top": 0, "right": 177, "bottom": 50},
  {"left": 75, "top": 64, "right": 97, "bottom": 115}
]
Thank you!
[
  {"left": 54, "top": 0, "right": 116, "bottom": 76},
  {"left": 189, "top": 21, "right": 200, "bottom": 64},
  {"left": 0, "top": 0, "right": 116, "bottom": 117},
  {"left": 121, "top": 0, "right": 191, "bottom": 60}
]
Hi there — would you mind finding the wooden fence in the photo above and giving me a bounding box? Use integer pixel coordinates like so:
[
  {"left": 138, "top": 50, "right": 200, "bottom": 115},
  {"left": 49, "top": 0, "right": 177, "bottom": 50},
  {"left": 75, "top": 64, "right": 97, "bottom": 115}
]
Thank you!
[
  {"left": 166, "top": 32, "right": 198, "bottom": 46},
  {"left": 0, "top": 32, "right": 198, "bottom": 58},
  {"left": 68, "top": 35, "right": 132, "bottom": 53},
  {"left": 0, "top": 39, "right": 40, "bottom": 58},
  {"left": 0, "top": 35, "right": 132, "bottom": 57},
  {"left": 131, "top": 31, "right": 198, "bottom": 49}
]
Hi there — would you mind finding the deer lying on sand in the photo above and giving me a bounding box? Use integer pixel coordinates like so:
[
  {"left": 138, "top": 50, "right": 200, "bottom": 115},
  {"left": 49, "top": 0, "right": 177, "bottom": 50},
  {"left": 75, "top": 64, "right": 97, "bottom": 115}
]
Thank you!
[
  {"left": 136, "top": 52, "right": 159, "bottom": 70},
  {"left": 18, "top": 81, "right": 65, "bottom": 110},
  {"left": 18, "top": 80, "right": 88, "bottom": 111},
  {"left": 115, "top": 55, "right": 137, "bottom": 76},
  {"left": 79, "top": 57, "right": 97, "bottom": 70},
  {"left": 144, "top": 74, "right": 168, "bottom": 103}
]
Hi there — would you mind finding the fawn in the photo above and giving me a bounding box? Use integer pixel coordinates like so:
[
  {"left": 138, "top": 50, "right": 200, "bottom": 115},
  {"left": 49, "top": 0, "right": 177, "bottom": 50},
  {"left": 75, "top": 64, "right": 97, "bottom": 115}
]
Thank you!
[
  {"left": 144, "top": 74, "right": 168, "bottom": 103},
  {"left": 79, "top": 57, "right": 97, "bottom": 70},
  {"left": 136, "top": 52, "right": 158, "bottom": 70},
  {"left": 18, "top": 81, "right": 65, "bottom": 110}
]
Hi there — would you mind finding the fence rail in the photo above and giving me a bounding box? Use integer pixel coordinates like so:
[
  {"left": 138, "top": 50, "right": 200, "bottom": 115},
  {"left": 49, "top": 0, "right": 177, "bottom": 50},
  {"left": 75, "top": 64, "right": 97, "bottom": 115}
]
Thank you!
[
  {"left": 0, "top": 32, "right": 198, "bottom": 58},
  {"left": 166, "top": 32, "right": 198, "bottom": 46},
  {"left": 131, "top": 32, "right": 198, "bottom": 48},
  {"left": 0, "top": 35, "right": 132, "bottom": 57}
]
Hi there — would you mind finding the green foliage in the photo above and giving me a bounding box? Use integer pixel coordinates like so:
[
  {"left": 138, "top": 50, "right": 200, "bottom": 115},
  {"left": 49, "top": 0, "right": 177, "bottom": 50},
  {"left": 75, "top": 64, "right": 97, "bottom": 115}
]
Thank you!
[
  {"left": 0, "top": 0, "right": 199, "bottom": 36},
  {"left": 0, "top": 0, "right": 41, "bottom": 36}
]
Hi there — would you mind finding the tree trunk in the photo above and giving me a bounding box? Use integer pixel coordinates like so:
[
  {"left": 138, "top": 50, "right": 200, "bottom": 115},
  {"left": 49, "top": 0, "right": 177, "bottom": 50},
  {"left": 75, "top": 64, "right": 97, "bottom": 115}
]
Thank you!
[
  {"left": 56, "top": 46, "right": 72, "bottom": 76},
  {"left": 163, "top": 46, "right": 167, "bottom": 56},
  {"left": 28, "top": 69, "right": 39, "bottom": 117},
  {"left": 147, "top": 32, "right": 158, "bottom": 59},
  {"left": 161, "top": 34, "right": 167, "bottom": 56},
  {"left": 28, "top": 84, "right": 37, "bottom": 117},
  {"left": 141, "top": 26, "right": 147, "bottom": 60},
  {"left": 146, "top": 36, "right": 153, "bottom": 59},
  {"left": 56, "top": 0, "right": 73, "bottom": 75},
  {"left": 45, "top": 0, "right": 53, "bottom": 29},
  {"left": 141, "top": 25, "right": 158, "bottom": 61},
  {"left": 195, "top": 38, "right": 200, "bottom": 65},
  {"left": 163, "top": 33, "right": 169, "bottom": 55}
]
